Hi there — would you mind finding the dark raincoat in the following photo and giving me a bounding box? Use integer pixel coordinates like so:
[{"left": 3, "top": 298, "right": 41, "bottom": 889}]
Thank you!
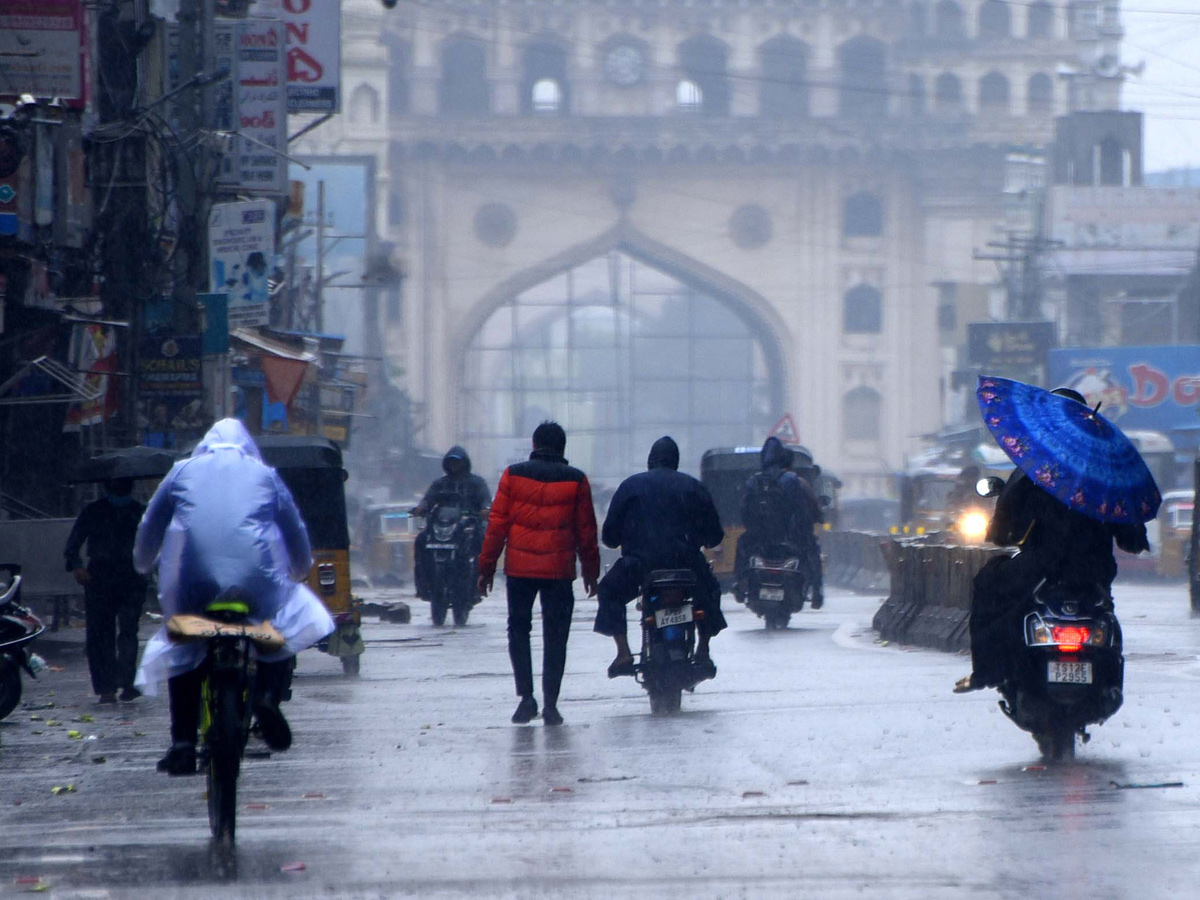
[
  {"left": 414, "top": 446, "right": 491, "bottom": 516},
  {"left": 594, "top": 436, "right": 726, "bottom": 638}
]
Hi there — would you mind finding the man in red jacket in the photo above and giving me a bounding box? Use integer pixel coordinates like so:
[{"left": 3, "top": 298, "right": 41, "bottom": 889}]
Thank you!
[{"left": 477, "top": 421, "right": 600, "bottom": 726}]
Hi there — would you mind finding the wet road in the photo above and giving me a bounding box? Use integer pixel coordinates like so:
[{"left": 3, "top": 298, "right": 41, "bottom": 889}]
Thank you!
[{"left": 3, "top": 582, "right": 1200, "bottom": 898}]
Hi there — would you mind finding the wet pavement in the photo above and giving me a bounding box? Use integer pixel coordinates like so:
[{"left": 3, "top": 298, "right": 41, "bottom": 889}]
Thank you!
[{"left": 3, "top": 581, "right": 1200, "bottom": 898}]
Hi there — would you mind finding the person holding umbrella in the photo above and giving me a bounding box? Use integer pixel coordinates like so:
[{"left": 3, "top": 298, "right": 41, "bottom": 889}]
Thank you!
[{"left": 955, "top": 382, "right": 1157, "bottom": 694}]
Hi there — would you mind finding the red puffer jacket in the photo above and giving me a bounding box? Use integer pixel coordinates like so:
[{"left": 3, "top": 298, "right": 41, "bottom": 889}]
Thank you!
[{"left": 478, "top": 451, "right": 601, "bottom": 583}]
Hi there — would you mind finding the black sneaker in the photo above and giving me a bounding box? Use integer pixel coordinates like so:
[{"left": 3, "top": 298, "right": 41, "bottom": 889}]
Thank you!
[
  {"left": 542, "top": 706, "right": 563, "bottom": 727},
  {"left": 119, "top": 686, "right": 142, "bottom": 702},
  {"left": 511, "top": 696, "right": 538, "bottom": 724},
  {"left": 254, "top": 701, "right": 293, "bottom": 751},
  {"left": 98, "top": 692, "right": 117, "bottom": 705},
  {"left": 810, "top": 595, "right": 824, "bottom": 610},
  {"left": 693, "top": 656, "right": 717, "bottom": 681},
  {"left": 607, "top": 657, "right": 636, "bottom": 678},
  {"left": 156, "top": 743, "right": 197, "bottom": 776}
]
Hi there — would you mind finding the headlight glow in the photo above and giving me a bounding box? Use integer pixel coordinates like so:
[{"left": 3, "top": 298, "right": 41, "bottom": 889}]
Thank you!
[{"left": 958, "top": 510, "right": 989, "bottom": 541}]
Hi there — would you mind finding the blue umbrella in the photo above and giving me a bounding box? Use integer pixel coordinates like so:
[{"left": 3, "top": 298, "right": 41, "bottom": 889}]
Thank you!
[{"left": 977, "top": 375, "right": 1161, "bottom": 524}]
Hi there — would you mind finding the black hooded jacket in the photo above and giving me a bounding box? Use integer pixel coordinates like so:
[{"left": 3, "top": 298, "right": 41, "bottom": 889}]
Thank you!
[
  {"left": 601, "top": 436, "right": 724, "bottom": 567},
  {"left": 740, "top": 436, "right": 822, "bottom": 544},
  {"left": 414, "top": 446, "right": 492, "bottom": 516}
]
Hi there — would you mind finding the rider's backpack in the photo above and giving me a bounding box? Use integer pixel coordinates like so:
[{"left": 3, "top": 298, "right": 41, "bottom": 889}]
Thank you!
[{"left": 745, "top": 473, "right": 791, "bottom": 535}]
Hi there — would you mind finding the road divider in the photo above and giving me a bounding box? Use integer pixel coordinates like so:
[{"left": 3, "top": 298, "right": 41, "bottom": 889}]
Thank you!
[{"left": 822, "top": 531, "right": 890, "bottom": 593}]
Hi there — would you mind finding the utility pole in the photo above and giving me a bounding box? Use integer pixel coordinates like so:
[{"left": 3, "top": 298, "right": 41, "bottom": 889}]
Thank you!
[{"left": 315, "top": 180, "right": 325, "bottom": 334}]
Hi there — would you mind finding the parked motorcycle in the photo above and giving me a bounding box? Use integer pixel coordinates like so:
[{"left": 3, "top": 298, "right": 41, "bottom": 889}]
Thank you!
[
  {"left": 0, "top": 564, "right": 44, "bottom": 721},
  {"left": 419, "top": 506, "right": 481, "bottom": 627},
  {"left": 998, "top": 580, "right": 1123, "bottom": 761},
  {"left": 635, "top": 568, "right": 713, "bottom": 715},
  {"left": 744, "top": 543, "right": 809, "bottom": 629}
]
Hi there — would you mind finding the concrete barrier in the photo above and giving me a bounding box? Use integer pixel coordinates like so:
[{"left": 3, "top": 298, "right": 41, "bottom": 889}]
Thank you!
[
  {"left": 823, "top": 530, "right": 890, "bottom": 593},
  {"left": 871, "top": 538, "right": 1010, "bottom": 652}
]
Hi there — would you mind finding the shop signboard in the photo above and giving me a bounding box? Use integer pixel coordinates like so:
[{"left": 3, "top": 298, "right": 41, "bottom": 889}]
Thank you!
[
  {"left": 284, "top": 0, "right": 341, "bottom": 113},
  {"left": 0, "top": 0, "right": 85, "bottom": 103},
  {"left": 208, "top": 200, "right": 276, "bottom": 329}
]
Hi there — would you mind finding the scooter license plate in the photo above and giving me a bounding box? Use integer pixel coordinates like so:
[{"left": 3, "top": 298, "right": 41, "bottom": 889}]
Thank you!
[
  {"left": 1048, "top": 660, "right": 1093, "bottom": 684},
  {"left": 759, "top": 586, "right": 785, "bottom": 602},
  {"left": 425, "top": 544, "right": 456, "bottom": 551},
  {"left": 655, "top": 605, "right": 693, "bottom": 628}
]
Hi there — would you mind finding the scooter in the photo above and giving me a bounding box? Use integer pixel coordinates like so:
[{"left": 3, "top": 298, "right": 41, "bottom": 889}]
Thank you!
[
  {"left": 419, "top": 506, "right": 482, "bottom": 627},
  {"left": 998, "top": 579, "right": 1123, "bottom": 761},
  {"left": 744, "top": 542, "right": 808, "bottom": 630},
  {"left": 634, "top": 569, "right": 714, "bottom": 715},
  {"left": 0, "top": 564, "right": 45, "bottom": 721}
]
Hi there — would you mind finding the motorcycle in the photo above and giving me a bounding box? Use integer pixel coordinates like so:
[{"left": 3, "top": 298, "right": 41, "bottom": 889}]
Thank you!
[
  {"left": 635, "top": 568, "right": 713, "bottom": 715},
  {"left": 0, "top": 564, "right": 45, "bottom": 721},
  {"left": 997, "top": 580, "right": 1123, "bottom": 762},
  {"left": 166, "top": 594, "right": 285, "bottom": 846},
  {"left": 419, "top": 505, "right": 481, "bottom": 627},
  {"left": 744, "top": 542, "right": 809, "bottom": 630}
]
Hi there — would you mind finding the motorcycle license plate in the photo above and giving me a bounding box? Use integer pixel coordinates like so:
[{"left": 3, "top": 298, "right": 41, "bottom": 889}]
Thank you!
[
  {"left": 425, "top": 544, "right": 456, "bottom": 551},
  {"left": 759, "top": 586, "right": 785, "bottom": 602},
  {"left": 655, "top": 605, "right": 693, "bottom": 628},
  {"left": 1048, "top": 660, "right": 1093, "bottom": 684}
]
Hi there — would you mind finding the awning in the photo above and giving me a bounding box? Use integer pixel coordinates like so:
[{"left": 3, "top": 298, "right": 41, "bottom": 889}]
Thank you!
[{"left": 230, "top": 329, "right": 318, "bottom": 363}]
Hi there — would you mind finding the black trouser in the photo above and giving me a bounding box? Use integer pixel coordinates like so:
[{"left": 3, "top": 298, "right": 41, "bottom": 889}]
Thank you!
[
  {"left": 593, "top": 556, "right": 727, "bottom": 639},
  {"left": 167, "top": 658, "right": 293, "bottom": 746},
  {"left": 735, "top": 532, "right": 824, "bottom": 599},
  {"left": 505, "top": 577, "right": 573, "bottom": 706},
  {"left": 969, "top": 553, "right": 1045, "bottom": 686},
  {"left": 83, "top": 574, "right": 145, "bottom": 696}
]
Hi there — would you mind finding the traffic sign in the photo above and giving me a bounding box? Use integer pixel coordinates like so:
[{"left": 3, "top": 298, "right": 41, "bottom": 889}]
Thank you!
[{"left": 769, "top": 413, "right": 799, "bottom": 443}]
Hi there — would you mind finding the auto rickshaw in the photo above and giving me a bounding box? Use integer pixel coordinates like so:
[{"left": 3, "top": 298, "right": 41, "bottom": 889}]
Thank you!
[
  {"left": 254, "top": 436, "right": 364, "bottom": 676},
  {"left": 360, "top": 502, "right": 420, "bottom": 587},
  {"left": 896, "top": 443, "right": 1014, "bottom": 543},
  {"left": 700, "top": 445, "right": 834, "bottom": 592}
]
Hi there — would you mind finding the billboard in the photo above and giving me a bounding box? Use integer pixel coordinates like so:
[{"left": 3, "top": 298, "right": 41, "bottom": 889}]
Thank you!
[
  {"left": 1047, "top": 345, "right": 1200, "bottom": 435},
  {"left": 284, "top": 0, "right": 341, "bottom": 113},
  {"left": 234, "top": 20, "right": 288, "bottom": 193},
  {"left": 0, "top": 0, "right": 85, "bottom": 102},
  {"left": 208, "top": 200, "right": 276, "bottom": 329},
  {"left": 968, "top": 321, "right": 1057, "bottom": 370}
]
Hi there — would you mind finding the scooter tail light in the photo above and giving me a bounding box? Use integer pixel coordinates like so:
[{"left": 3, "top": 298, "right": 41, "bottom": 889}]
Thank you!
[{"left": 1051, "top": 625, "right": 1090, "bottom": 648}]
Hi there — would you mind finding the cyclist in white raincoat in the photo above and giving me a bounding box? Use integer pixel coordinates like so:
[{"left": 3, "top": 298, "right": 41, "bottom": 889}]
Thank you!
[{"left": 134, "top": 418, "right": 334, "bottom": 775}]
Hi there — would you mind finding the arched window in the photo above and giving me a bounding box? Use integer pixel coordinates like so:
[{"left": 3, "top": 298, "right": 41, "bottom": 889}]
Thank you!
[
  {"left": 439, "top": 38, "right": 489, "bottom": 115},
  {"left": 843, "top": 192, "right": 884, "bottom": 237},
  {"left": 838, "top": 36, "right": 887, "bottom": 119},
  {"left": 349, "top": 83, "right": 380, "bottom": 124},
  {"left": 979, "top": 0, "right": 1011, "bottom": 38},
  {"left": 384, "top": 35, "right": 410, "bottom": 118},
  {"left": 1028, "top": 73, "right": 1053, "bottom": 112},
  {"left": 678, "top": 35, "right": 730, "bottom": 116},
  {"left": 843, "top": 285, "right": 883, "bottom": 334},
  {"left": 908, "top": 73, "right": 926, "bottom": 116},
  {"left": 935, "top": 0, "right": 965, "bottom": 39},
  {"left": 1098, "top": 136, "right": 1125, "bottom": 185},
  {"left": 676, "top": 79, "right": 704, "bottom": 111},
  {"left": 522, "top": 42, "right": 569, "bottom": 115},
  {"left": 935, "top": 72, "right": 963, "bottom": 112},
  {"left": 843, "top": 386, "right": 882, "bottom": 441},
  {"left": 979, "top": 72, "right": 1010, "bottom": 112},
  {"left": 759, "top": 36, "right": 809, "bottom": 118},
  {"left": 1028, "top": 1, "right": 1055, "bottom": 38}
]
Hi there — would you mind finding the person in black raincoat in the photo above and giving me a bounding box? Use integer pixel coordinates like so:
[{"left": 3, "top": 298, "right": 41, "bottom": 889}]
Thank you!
[
  {"left": 594, "top": 436, "right": 726, "bottom": 678},
  {"left": 734, "top": 436, "right": 825, "bottom": 608},
  {"left": 63, "top": 478, "right": 148, "bottom": 704},
  {"left": 956, "top": 388, "right": 1150, "bottom": 692},
  {"left": 412, "top": 446, "right": 491, "bottom": 599}
]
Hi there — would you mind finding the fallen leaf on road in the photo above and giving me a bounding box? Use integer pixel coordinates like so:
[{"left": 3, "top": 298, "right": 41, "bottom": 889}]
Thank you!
[
  {"left": 50, "top": 785, "right": 76, "bottom": 795},
  {"left": 92, "top": 756, "right": 107, "bottom": 764},
  {"left": 302, "top": 792, "right": 325, "bottom": 799},
  {"left": 76, "top": 715, "right": 94, "bottom": 723},
  {"left": 44, "top": 720, "right": 60, "bottom": 727},
  {"left": 491, "top": 797, "right": 512, "bottom": 804},
  {"left": 280, "top": 862, "right": 307, "bottom": 873},
  {"left": 550, "top": 787, "right": 572, "bottom": 793},
  {"left": 48, "top": 666, "right": 66, "bottom": 673},
  {"left": 67, "top": 730, "right": 82, "bottom": 740},
  {"left": 30, "top": 731, "right": 42, "bottom": 735},
  {"left": 29, "top": 715, "right": 41, "bottom": 721},
  {"left": 133, "top": 731, "right": 146, "bottom": 737}
]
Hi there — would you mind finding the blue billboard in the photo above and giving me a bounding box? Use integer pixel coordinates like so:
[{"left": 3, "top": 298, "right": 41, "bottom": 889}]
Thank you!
[{"left": 1048, "top": 345, "right": 1200, "bottom": 436}]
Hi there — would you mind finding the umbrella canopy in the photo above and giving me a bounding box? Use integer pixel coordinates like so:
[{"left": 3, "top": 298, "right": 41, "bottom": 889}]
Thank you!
[
  {"left": 71, "top": 447, "right": 180, "bottom": 483},
  {"left": 977, "top": 375, "right": 1162, "bottom": 524}
]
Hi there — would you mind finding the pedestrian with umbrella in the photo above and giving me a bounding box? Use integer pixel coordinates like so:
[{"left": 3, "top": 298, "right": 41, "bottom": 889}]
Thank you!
[{"left": 955, "top": 379, "right": 1158, "bottom": 694}]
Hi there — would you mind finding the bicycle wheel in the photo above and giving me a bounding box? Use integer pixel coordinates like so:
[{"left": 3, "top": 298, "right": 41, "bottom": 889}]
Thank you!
[{"left": 206, "top": 683, "right": 244, "bottom": 846}]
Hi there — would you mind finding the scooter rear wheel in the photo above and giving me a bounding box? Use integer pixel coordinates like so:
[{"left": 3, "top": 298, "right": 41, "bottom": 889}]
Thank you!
[
  {"left": 0, "top": 661, "right": 21, "bottom": 721},
  {"left": 1035, "top": 728, "right": 1076, "bottom": 762},
  {"left": 648, "top": 687, "right": 682, "bottom": 716}
]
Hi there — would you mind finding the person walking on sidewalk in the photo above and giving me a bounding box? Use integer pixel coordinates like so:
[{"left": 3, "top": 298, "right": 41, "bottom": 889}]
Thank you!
[
  {"left": 477, "top": 421, "right": 600, "bottom": 726},
  {"left": 63, "top": 478, "right": 148, "bottom": 704}
]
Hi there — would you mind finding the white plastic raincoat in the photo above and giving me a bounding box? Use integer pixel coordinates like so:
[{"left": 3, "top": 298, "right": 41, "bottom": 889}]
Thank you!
[{"left": 133, "top": 419, "right": 334, "bottom": 693}]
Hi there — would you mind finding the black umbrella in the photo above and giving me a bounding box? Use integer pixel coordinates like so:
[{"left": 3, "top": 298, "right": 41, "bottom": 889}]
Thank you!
[{"left": 71, "top": 447, "right": 180, "bottom": 483}]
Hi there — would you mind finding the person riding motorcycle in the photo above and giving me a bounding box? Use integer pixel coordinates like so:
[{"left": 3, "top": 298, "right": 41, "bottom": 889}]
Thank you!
[
  {"left": 734, "top": 436, "right": 825, "bottom": 609},
  {"left": 133, "top": 419, "right": 335, "bottom": 775},
  {"left": 955, "top": 388, "right": 1149, "bottom": 693},
  {"left": 412, "top": 446, "right": 491, "bottom": 599},
  {"left": 595, "top": 436, "right": 726, "bottom": 678}
]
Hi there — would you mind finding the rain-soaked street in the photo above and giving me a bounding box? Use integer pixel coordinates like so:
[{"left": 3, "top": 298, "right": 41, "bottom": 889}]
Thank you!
[{"left": 4, "top": 581, "right": 1200, "bottom": 899}]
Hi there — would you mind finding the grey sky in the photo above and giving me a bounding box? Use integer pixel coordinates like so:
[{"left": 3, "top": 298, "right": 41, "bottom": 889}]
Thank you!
[{"left": 1123, "top": 0, "right": 1200, "bottom": 172}]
